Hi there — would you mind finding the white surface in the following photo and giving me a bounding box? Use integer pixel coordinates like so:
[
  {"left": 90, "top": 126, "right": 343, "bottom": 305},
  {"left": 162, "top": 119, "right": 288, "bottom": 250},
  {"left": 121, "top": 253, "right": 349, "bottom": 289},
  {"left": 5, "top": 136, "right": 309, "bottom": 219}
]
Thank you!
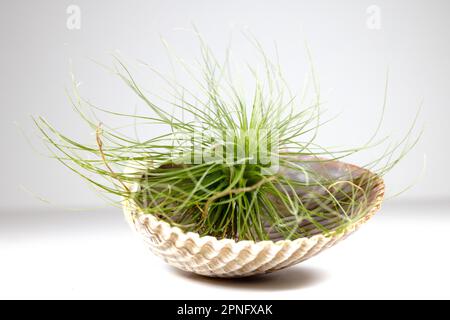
[{"left": 1, "top": 202, "right": 449, "bottom": 300}]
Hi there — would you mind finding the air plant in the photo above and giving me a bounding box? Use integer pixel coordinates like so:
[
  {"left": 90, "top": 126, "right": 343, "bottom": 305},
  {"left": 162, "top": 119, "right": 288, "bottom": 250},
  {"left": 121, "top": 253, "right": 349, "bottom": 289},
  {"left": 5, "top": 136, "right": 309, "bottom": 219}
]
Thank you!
[{"left": 33, "top": 34, "right": 420, "bottom": 244}]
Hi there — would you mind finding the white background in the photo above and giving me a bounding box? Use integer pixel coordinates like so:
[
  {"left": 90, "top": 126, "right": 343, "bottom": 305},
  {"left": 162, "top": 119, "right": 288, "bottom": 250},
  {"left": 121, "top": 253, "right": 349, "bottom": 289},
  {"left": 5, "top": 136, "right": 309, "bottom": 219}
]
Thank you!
[
  {"left": 1, "top": 0, "right": 449, "bottom": 300},
  {"left": 2, "top": 203, "right": 449, "bottom": 299}
]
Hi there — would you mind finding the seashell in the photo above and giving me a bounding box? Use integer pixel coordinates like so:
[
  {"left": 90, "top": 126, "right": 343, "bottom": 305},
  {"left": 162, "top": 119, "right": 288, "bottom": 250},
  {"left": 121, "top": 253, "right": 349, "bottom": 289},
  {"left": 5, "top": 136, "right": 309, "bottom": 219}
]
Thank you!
[{"left": 123, "top": 158, "right": 384, "bottom": 278}]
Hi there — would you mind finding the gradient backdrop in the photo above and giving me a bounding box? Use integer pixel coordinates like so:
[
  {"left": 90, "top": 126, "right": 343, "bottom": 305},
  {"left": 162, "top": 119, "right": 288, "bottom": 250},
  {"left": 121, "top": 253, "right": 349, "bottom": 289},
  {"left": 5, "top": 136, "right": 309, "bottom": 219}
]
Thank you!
[{"left": 2, "top": 0, "right": 448, "bottom": 211}]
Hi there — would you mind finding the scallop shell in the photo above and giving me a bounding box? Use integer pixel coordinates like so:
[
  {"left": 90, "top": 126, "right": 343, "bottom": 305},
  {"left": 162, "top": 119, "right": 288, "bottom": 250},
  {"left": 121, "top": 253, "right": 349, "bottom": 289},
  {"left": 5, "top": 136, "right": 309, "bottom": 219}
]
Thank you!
[{"left": 123, "top": 160, "right": 384, "bottom": 278}]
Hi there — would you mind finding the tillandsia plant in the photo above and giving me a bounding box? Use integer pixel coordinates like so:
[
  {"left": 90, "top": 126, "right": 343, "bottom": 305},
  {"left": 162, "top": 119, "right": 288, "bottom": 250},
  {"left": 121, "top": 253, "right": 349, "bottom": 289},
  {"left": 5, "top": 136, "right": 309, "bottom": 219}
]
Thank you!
[{"left": 34, "top": 34, "right": 420, "bottom": 243}]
